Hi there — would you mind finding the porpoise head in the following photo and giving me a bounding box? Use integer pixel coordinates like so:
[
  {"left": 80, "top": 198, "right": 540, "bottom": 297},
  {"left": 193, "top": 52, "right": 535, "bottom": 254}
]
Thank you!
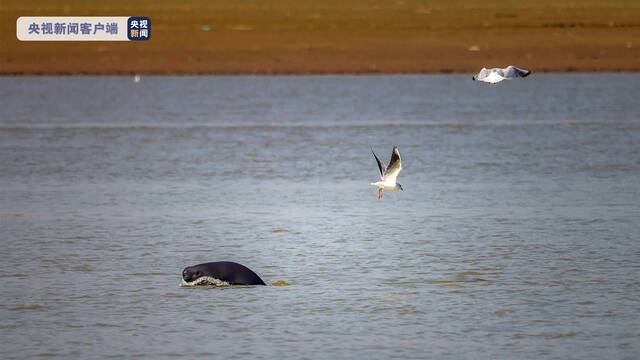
[{"left": 182, "top": 266, "right": 204, "bottom": 283}]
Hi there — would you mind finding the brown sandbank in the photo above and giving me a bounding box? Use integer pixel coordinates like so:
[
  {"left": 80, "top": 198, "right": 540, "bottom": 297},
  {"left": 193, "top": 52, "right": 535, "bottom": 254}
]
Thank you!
[{"left": 1, "top": 0, "right": 639, "bottom": 75}]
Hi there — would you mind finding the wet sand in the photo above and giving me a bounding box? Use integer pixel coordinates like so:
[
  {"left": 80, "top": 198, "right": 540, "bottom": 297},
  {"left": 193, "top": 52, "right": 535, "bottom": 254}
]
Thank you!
[{"left": 1, "top": 0, "right": 640, "bottom": 74}]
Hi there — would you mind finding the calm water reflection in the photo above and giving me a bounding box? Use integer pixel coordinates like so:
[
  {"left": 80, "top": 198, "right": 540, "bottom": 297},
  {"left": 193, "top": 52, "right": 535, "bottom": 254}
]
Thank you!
[{"left": 1, "top": 75, "right": 639, "bottom": 359}]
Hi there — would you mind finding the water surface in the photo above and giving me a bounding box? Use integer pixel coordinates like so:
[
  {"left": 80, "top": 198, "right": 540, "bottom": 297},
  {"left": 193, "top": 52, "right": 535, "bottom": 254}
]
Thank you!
[{"left": 1, "top": 75, "right": 639, "bottom": 359}]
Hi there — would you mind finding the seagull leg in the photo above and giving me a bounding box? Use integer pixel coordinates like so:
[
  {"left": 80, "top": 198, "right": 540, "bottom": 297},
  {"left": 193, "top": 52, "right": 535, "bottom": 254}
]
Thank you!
[{"left": 377, "top": 188, "right": 382, "bottom": 200}]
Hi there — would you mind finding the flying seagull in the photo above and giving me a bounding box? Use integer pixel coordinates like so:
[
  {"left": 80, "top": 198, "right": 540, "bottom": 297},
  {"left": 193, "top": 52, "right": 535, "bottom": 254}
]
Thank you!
[
  {"left": 371, "top": 146, "right": 404, "bottom": 200},
  {"left": 472, "top": 66, "right": 531, "bottom": 84}
]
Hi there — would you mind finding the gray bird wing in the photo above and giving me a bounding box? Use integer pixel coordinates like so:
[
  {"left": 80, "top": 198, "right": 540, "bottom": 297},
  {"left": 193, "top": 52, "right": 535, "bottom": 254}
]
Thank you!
[
  {"left": 372, "top": 149, "right": 386, "bottom": 180},
  {"left": 503, "top": 65, "right": 531, "bottom": 78},
  {"left": 383, "top": 146, "right": 402, "bottom": 183}
]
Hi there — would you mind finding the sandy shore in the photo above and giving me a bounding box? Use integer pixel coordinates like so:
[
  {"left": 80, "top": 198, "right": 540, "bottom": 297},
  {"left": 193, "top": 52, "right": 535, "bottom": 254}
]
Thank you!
[{"left": 1, "top": 0, "right": 639, "bottom": 74}]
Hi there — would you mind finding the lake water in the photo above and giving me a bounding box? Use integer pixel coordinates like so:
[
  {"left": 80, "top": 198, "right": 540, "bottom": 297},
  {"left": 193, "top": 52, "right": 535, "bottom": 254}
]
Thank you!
[{"left": 1, "top": 74, "right": 639, "bottom": 359}]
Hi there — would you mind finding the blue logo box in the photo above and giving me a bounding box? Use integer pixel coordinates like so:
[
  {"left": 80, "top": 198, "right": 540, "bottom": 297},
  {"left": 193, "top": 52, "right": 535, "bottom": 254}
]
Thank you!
[{"left": 127, "top": 17, "right": 151, "bottom": 41}]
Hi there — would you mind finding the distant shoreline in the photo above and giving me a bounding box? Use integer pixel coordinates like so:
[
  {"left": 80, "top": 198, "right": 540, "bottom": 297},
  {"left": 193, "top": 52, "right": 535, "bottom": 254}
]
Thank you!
[
  {"left": 2, "top": 0, "right": 639, "bottom": 75},
  {"left": 1, "top": 69, "right": 639, "bottom": 76},
  {"left": 1, "top": 71, "right": 639, "bottom": 77}
]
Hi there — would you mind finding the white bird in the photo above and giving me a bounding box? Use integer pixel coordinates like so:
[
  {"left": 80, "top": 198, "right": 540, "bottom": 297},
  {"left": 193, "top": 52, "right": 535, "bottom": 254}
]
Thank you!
[
  {"left": 472, "top": 65, "right": 531, "bottom": 84},
  {"left": 371, "top": 146, "right": 404, "bottom": 200}
]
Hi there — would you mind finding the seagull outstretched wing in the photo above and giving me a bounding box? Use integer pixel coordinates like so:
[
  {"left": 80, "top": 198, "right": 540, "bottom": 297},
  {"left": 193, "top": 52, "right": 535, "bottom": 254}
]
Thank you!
[
  {"left": 372, "top": 148, "right": 386, "bottom": 180},
  {"left": 502, "top": 65, "right": 531, "bottom": 78},
  {"left": 383, "top": 146, "right": 402, "bottom": 183}
]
